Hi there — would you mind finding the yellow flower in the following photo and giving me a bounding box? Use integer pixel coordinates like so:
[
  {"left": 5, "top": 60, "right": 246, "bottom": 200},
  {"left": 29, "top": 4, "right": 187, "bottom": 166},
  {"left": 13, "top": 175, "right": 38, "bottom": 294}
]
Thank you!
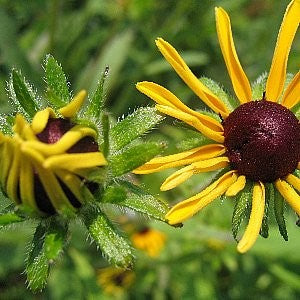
[
  {"left": 131, "top": 227, "right": 166, "bottom": 257},
  {"left": 0, "top": 90, "right": 107, "bottom": 215},
  {"left": 134, "top": 0, "right": 300, "bottom": 253},
  {"left": 97, "top": 267, "right": 135, "bottom": 295}
]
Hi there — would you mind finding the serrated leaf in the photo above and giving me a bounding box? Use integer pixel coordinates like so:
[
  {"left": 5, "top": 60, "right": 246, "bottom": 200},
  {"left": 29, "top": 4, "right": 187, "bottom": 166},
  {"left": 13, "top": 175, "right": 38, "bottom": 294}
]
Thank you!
[
  {"left": 45, "top": 55, "right": 71, "bottom": 108},
  {"left": 0, "top": 211, "right": 24, "bottom": 227},
  {"left": 110, "top": 107, "right": 164, "bottom": 151},
  {"left": 109, "top": 141, "right": 165, "bottom": 176},
  {"left": 260, "top": 183, "right": 271, "bottom": 238},
  {"left": 200, "top": 77, "right": 239, "bottom": 111},
  {"left": 274, "top": 187, "right": 288, "bottom": 241},
  {"left": 26, "top": 223, "right": 49, "bottom": 291},
  {"left": 81, "top": 205, "right": 134, "bottom": 267},
  {"left": 11, "top": 70, "right": 38, "bottom": 118},
  {"left": 102, "top": 181, "right": 168, "bottom": 221},
  {"left": 232, "top": 183, "right": 252, "bottom": 241}
]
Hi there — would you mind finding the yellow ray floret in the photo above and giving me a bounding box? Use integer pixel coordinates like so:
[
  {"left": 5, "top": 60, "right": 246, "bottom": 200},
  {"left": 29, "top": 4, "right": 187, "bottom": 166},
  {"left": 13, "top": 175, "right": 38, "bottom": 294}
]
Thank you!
[
  {"left": 275, "top": 179, "right": 300, "bottom": 215},
  {"left": 237, "top": 182, "right": 265, "bottom": 253},
  {"left": 281, "top": 71, "right": 300, "bottom": 108},
  {"left": 266, "top": 0, "right": 300, "bottom": 102},
  {"left": 215, "top": 7, "right": 252, "bottom": 104},
  {"left": 161, "top": 156, "right": 229, "bottom": 191},
  {"left": 31, "top": 108, "right": 56, "bottom": 134},
  {"left": 155, "top": 38, "right": 230, "bottom": 117},
  {"left": 59, "top": 90, "right": 87, "bottom": 118},
  {"left": 133, "top": 144, "right": 225, "bottom": 174},
  {"left": 165, "top": 170, "right": 237, "bottom": 225},
  {"left": 225, "top": 175, "right": 246, "bottom": 196}
]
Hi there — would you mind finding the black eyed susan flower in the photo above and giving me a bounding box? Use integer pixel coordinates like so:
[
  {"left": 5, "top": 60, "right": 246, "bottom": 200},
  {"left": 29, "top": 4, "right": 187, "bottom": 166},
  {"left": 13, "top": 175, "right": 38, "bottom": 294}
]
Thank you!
[{"left": 134, "top": 0, "right": 300, "bottom": 253}]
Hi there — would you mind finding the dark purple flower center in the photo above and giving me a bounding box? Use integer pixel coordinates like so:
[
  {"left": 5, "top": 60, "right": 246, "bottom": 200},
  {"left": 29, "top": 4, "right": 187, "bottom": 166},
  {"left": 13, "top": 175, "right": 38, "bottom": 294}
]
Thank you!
[{"left": 223, "top": 101, "right": 300, "bottom": 182}]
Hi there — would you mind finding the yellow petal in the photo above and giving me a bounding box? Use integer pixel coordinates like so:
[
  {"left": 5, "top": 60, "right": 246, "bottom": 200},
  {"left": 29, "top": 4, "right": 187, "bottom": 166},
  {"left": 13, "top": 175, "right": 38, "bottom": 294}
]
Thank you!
[
  {"left": 155, "top": 38, "right": 230, "bottom": 117},
  {"left": 59, "top": 90, "right": 87, "bottom": 118},
  {"left": 275, "top": 178, "right": 300, "bottom": 215},
  {"left": 0, "top": 139, "right": 13, "bottom": 188},
  {"left": 281, "top": 71, "right": 300, "bottom": 108},
  {"left": 156, "top": 105, "right": 224, "bottom": 143},
  {"left": 285, "top": 173, "right": 300, "bottom": 192},
  {"left": 133, "top": 144, "right": 225, "bottom": 174},
  {"left": 266, "top": 0, "right": 300, "bottom": 102},
  {"left": 43, "top": 152, "right": 107, "bottom": 171},
  {"left": 215, "top": 7, "right": 252, "bottom": 104},
  {"left": 12, "top": 114, "right": 28, "bottom": 135},
  {"left": 161, "top": 156, "right": 229, "bottom": 191},
  {"left": 165, "top": 170, "right": 237, "bottom": 225},
  {"left": 22, "top": 125, "right": 97, "bottom": 156},
  {"left": 31, "top": 108, "right": 56, "bottom": 134},
  {"left": 237, "top": 182, "right": 265, "bottom": 253},
  {"left": 225, "top": 175, "right": 246, "bottom": 196},
  {"left": 136, "top": 81, "right": 223, "bottom": 132}
]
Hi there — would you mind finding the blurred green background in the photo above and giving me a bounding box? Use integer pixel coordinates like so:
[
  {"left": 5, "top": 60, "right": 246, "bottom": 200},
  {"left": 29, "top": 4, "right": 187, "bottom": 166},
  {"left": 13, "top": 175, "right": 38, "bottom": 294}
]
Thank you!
[{"left": 0, "top": 0, "right": 300, "bottom": 299}]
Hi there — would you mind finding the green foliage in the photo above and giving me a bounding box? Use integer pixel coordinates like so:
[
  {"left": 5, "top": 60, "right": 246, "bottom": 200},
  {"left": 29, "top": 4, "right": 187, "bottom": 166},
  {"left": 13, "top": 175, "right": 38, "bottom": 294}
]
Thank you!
[
  {"left": 260, "top": 184, "right": 271, "bottom": 238},
  {"left": 81, "top": 205, "right": 134, "bottom": 268},
  {"left": 274, "top": 187, "right": 288, "bottom": 241},
  {"left": 0, "top": 211, "right": 24, "bottom": 227}
]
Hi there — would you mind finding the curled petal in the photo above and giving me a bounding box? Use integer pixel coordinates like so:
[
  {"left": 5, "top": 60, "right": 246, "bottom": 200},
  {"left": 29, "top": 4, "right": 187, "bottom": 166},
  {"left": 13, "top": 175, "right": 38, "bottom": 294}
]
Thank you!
[
  {"left": 225, "top": 175, "right": 246, "bottom": 196},
  {"left": 161, "top": 156, "right": 229, "bottom": 191},
  {"left": 237, "top": 182, "right": 265, "bottom": 253},
  {"left": 215, "top": 7, "right": 252, "bottom": 104},
  {"left": 266, "top": 0, "right": 300, "bottom": 102},
  {"left": 275, "top": 179, "right": 300, "bottom": 215},
  {"left": 31, "top": 108, "right": 56, "bottom": 134},
  {"left": 165, "top": 170, "right": 237, "bottom": 225},
  {"left": 281, "top": 72, "right": 300, "bottom": 108},
  {"left": 59, "top": 90, "right": 87, "bottom": 118},
  {"left": 155, "top": 38, "right": 230, "bottom": 117},
  {"left": 133, "top": 144, "right": 225, "bottom": 174}
]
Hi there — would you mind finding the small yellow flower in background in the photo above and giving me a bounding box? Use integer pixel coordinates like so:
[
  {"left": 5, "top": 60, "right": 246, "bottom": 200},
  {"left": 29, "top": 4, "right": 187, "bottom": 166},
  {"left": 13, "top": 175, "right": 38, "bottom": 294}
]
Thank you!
[
  {"left": 0, "top": 90, "right": 107, "bottom": 215},
  {"left": 134, "top": 0, "right": 300, "bottom": 253},
  {"left": 97, "top": 267, "right": 135, "bottom": 295},
  {"left": 131, "top": 227, "right": 166, "bottom": 257}
]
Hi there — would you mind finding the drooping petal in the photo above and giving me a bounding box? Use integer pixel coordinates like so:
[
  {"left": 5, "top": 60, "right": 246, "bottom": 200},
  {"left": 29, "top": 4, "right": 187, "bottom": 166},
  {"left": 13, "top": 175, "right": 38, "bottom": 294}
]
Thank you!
[
  {"left": 285, "top": 173, "right": 300, "bottom": 192},
  {"left": 237, "top": 182, "right": 265, "bottom": 253},
  {"left": 136, "top": 81, "right": 223, "bottom": 132},
  {"left": 156, "top": 105, "right": 224, "bottom": 143},
  {"left": 31, "top": 108, "right": 56, "bottom": 134},
  {"left": 225, "top": 175, "right": 246, "bottom": 196},
  {"left": 281, "top": 71, "right": 300, "bottom": 108},
  {"left": 155, "top": 38, "right": 230, "bottom": 117},
  {"left": 161, "top": 156, "right": 229, "bottom": 191},
  {"left": 275, "top": 179, "right": 300, "bottom": 215},
  {"left": 165, "top": 170, "right": 237, "bottom": 225},
  {"left": 215, "top": 7, "right": 252, "bottom": 104},
  {"left": 133, "top": 144, "right": 225, "bottom": 174},
  {"left": 266, "top": 0, "right": 300, "bottom": 102},
  {"left": 59, "top": 90, "right": 87, "bottom": 118}
]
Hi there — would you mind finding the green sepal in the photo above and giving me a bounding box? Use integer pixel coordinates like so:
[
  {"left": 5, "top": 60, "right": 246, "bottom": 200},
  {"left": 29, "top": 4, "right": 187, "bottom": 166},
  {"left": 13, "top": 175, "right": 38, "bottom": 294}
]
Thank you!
[
  {"left": 177, "top": 133, "right": 214, "bottom": 152},
  {"left": 0, "top": 211, "right": 24, "bottom": 227},
  {"left": 232, "top": 182, "right": 252, "bottom": 241},
  {"left": 9, "top": 70, "right": 38, "bottom": 119},
  {"left": 200, "top": 77, "right": 239, "bottom": 111},
  {"left": 274, "top": 187, "right": 288, "bottom": 241},
  {"left": 80, "top": 205, "right": 134, "bottom": 268},
  {"left": 25, "top": 219, "right": 69, "bottom": 291},
  {"left": 0, "top": 114, "right": 13, "bottom": 134},
  {"left": 85, "top": 66, "right": 109, "bottom": 119},
  {"left": 291, "top": 101, "right": 300, "bottom": 119},
  {"left": 260, "top": 184, "right": 271, "bottom": 238},
  {"left": 110, "top": 107, "right": 164, "bottom": 152},
  {"left": 100, "top": 112, "right": 110, "bottom": 157},
  {"left": 109, "top": 141, "right": 165, "bottom": 177},
  {"left": 45, "top": 55, "right": 71, "bottom": 108},
  {"left": 102, "top": 181, "right": 168, "bottom": 221},
  {"left": 251, "top": 72, "right": 267, "bottom": 100}
]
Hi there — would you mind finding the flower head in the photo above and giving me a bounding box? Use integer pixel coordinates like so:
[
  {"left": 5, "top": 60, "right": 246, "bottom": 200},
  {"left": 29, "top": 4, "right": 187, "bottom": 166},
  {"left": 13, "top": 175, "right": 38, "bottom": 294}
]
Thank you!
[{"left": 134, "top": 0, "right": 300, "bottom": 253}]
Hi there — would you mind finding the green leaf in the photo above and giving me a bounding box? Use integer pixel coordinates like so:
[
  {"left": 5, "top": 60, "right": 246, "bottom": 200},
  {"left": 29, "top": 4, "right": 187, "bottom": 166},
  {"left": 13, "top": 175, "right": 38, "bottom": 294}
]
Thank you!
[
  {"left": 102, "top": 181, "right": 168, "bottom": 221},
  {"left": 274, "top": 187, "right": 288, "bottom": 241},
  {"left": 232, "top": 182, "right": 252, "bottom": 241},
  {"left": 110, "top": 107, "right": 164, "bottom": 151},
  {"left": 86, "top": 66, "right": 109, "bottom": 119},
  {"left": 100, "top": 112, "right": 110, "bottom": 157},
  {"left": 177, "top": 133, "right": 214, "bottom": 152},
  {"left": 25, "top": 223, "right": 49, "bottom": 292},
  {"left": 200, "top": 77, "right": 239, "bottom": 112},
  {"left": 45, "top": 55, "right": 71, "bottom": 108},
  {"left": 10, "top": 70, "right": 38, "bottom": 118},
  {"left": 291, "top": 101, "right": 300, "bottom": 119},
  {"left": 109, "top": 141, "right": 165, "bottom": 176},
  {"left": 0, "top": 212, "right": 24, "bottom": 227},
  {"left": 260, "top": 184, "right": 271, "bottom": 238},
  {"left": 81, "top": 205, "right": 134, "bottom": 267},
  {"left": 0, "top": 114, "right": 12, "bottom": 134},
  {"left": 251, "top": 72, "right": 267, "bottom": 100}
]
